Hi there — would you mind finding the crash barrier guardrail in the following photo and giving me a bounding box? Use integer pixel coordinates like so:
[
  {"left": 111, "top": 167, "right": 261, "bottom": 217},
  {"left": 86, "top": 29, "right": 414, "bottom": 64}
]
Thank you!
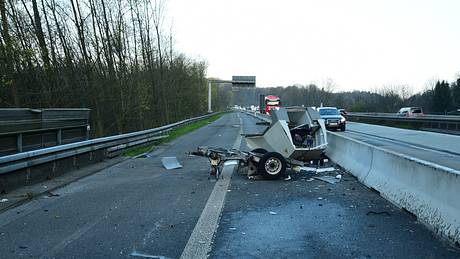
[
  {"left": 346, "top": 112, "right": 460, "bottom": 134},
  {"left": 243, "top": 109, "right": 460, "bottom": 245},
  {"left": 0, "top": 108, "right": 91, "bottom": 156},
  {"left": 0, "top": 113, "right": 217, "bottom": 193}
]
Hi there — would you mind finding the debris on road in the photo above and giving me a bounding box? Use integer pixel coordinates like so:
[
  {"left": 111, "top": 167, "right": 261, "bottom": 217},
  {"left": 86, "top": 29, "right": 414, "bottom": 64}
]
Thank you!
[
  {"left": 316, "top": 167, "right": 336, "bottom": 173},
  {"left": 0, "top": 198, "right": 8, "bottom": 203},
  {"left": 300, "top": 166, "right": 317, "bottom": 172},
  {"left": 161, "top": 157, "right": 182, "bottom": 170},
  {"left": 45, "top": 191, "right": 60, "bottom": 197},
  {"left": 130, "top": 250, "right": 166, "bottom": 258},
  {"left": 314, "top": 175, "right": 341, "bottom": 184},
  {"left": 366, "top": 211, "right": 391, "bottom": 216},
  {"left": 138, "top": 153, "right": 152, "bottom": 158},
  {"left": 300, "top": 166, "right": 337, "bottom": 174},
  {"left": 284, "top": 175, "right": 292, "bottom": 181},
  {"left": 317, "top": 197, "right": 323, "bottom": 200},
  {"left": 306, "top": 178, "right": 314, "bottom": 182},
  {"left": 269, "top": 211, "right": 277, "bottom": 215}
]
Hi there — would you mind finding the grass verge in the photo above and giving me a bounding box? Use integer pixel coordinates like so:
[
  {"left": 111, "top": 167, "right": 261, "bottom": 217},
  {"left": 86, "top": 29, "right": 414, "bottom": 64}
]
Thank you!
[{"left": 122, "top": 113, "right": 223, "bottom": 157}]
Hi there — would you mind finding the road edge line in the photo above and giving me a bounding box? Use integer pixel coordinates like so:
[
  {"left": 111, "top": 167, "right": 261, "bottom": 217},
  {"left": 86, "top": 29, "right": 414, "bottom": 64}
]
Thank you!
[{"left": 180, "top": 113, "right": 242, "bottom": 259}]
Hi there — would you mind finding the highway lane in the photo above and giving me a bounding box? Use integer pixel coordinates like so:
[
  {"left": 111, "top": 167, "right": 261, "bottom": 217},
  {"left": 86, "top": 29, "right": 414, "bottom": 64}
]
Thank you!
[
  {"left": 341, "top": 122, "right": 460, "bottom": 171},
  {"left": 210, "top": 113, "right": 460, "bottom": 258},
  {"left": 0, "top": 113, "right": 241, "bottom": 259},
  {"left": 0, "top": 112, "right": 459, "bottom": 258}
]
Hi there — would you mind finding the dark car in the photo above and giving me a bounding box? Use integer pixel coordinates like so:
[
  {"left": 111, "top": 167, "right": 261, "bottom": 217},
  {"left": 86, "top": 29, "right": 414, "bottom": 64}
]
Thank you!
[{"left": 317, "top": 107, "right": 346, "bottom": 131}]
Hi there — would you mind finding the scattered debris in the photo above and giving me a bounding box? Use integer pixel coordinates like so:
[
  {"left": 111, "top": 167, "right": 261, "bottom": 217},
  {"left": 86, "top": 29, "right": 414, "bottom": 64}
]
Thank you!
[
  {"left": 316, "top": 167, "right": 336, "bottom": 173},
  {"left": 317, "top": 197, "right": 323, "bottom": 200},
  {"left": 161, "top": 157, "right": 182, "bottom": 170},
  {"left": 335, "top": 175, "right": 342, "bottom": 180},
  {"left": 314, "top": 175, "right": 340, "bottom": 184},
  {"left": 229, "top": 227, "right": 236, "bottom": 231},
  {"left": 306, "top": 178, "right": 314, "bottom": 182},
  {"left": 300, "top": 166, "right": 317, "bottom": 172},
  {"left": 366, "top": 211, "right": 391, "bottom": 216},
  {"left": 138, "top": 154, "right": 152, "bottom": 158},
  {"left": 130, "top": 251, "right": 166, "bottom": 258},
  {"left": 248, "top": 175, "right": 264, "bottom": 180},
  {"left": 0, "top": 198, "right": 8, "bottom": 203},
  {"left": 269, "top": 211, "right": 277, "bottom": 215},
  {"left": 45, "top": 191, "right": 59, "bottom": 197},
  {"left": 299, "top": 166, "right": 337, "bottom": 174},
  {"left": 284, "top": 175, "right": 292, "bottom": 181},
  {"left": 241, "top": 232, "right": 246, "bottom": 235}
]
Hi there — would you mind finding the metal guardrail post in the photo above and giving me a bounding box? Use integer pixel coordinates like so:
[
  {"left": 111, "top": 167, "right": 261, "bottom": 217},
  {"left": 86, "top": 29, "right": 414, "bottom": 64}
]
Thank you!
[
  {"left": 57, "top": 129, "right": 62, "bottom": 145},
  {"left": 86, "top": 125, "right": 90, "bottom": 140},
  {"left": 17, "top": 133, "right": 22, "bottom": 153}
]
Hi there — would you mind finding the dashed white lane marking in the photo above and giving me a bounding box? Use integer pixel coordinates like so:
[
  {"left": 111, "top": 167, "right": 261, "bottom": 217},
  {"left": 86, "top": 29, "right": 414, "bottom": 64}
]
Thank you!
[{"left": 180, "top": 113, "right": 243, "bottom": 259}]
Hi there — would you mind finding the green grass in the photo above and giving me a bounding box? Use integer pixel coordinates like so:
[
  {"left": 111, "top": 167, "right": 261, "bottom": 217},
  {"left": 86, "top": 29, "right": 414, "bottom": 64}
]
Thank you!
[{"left": 122, "top": 113, "right": 223, "bottom": 157}]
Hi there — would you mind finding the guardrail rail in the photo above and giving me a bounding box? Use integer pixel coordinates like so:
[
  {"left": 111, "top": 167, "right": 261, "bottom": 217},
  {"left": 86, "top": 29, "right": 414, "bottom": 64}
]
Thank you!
[
  {"left": 346, "top": 112, "right": 460, "bottom": 134},
  {"left": 0, "top": 113, "right": 217, "bottom": 193}
]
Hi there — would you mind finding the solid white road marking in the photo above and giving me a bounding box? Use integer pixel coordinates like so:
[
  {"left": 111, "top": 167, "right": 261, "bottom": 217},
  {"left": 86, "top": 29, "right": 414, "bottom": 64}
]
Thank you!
[{"left": 180, "top": 113, "right": 242, "bottom": 259}]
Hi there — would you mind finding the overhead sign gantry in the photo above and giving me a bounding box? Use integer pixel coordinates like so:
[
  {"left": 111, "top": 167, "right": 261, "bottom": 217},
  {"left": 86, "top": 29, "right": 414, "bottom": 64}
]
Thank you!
[{"left": 207, "top": 75, "right": 256, "bottom": 113}]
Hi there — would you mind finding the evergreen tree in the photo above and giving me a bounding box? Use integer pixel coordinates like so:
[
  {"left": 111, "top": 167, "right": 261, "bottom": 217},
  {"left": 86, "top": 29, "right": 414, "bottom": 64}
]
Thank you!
[
  {"left": 432, "top": 81, "right": 453, "bottom": 113},
  {"left": 452, "top": 78, "right": 460, "bottom": 109}
]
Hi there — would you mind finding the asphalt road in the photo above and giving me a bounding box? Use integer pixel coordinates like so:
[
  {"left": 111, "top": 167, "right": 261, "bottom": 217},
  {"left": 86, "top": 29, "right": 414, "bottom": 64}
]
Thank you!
[
  {"left": 210, "top": 113, "right": 459, "bottom": 258},
  {"left": 0, "top": 113, "right": 241, "bottom": 259},
  {"left": 0, "top": 112, "right": 459, "bottom": 258},
  {"left": 341, "top": 122, "right": 460, "bottom": 171}
]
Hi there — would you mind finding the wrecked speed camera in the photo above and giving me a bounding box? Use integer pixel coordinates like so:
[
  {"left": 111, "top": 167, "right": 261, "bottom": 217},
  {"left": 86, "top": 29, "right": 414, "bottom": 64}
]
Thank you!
[{"left": 192, "top": 107, "right": 328, "bottom": 180}]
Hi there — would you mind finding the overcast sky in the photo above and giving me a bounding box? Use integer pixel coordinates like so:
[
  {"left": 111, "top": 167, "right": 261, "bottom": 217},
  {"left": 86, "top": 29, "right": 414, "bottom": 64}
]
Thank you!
[{"left": 168, "top": 0, "right": 460, "bottom": 92}]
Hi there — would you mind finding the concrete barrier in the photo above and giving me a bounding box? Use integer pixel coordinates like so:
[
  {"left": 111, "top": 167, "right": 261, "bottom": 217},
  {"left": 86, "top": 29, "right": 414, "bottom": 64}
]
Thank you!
[{"left": 326, "top": 132, "right": 460, "bottom": 245}]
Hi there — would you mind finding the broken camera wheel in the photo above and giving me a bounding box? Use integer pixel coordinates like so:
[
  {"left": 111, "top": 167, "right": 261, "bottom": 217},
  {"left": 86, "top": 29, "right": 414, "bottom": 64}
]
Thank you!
[{"left": 257, "top": 152, "right": 286, "bottom": 180}]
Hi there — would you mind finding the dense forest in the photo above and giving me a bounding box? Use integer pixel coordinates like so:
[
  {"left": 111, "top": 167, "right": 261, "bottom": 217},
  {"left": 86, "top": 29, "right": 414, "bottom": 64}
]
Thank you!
[
  {"left": 227, "top": 77, "right": 460, "bottom": 114},
  {"left": 0, "top": 0, "right": 208, "bottom": 137}
]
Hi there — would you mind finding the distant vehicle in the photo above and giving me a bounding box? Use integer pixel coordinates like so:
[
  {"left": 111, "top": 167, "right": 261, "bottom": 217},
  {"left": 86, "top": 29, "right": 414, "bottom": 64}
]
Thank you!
[
  {"left": 446, "top": 109, "right": 460, "bottom": 115},
  {"left": 263, "top": 95, "right": 281, "bottom": 114},
  {"left": 317, "top": 107, "right": 346, "bottom": 131},
  {"left": 397, "top": 107, "right": 424, "bottom": 117},
  {"left": 338, "top": 108, "right": 347, "bottom": 116}
]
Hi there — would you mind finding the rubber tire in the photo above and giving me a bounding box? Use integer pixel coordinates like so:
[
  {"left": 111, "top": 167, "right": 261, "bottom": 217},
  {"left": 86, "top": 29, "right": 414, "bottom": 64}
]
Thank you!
[
  {"left": 257, "top": 152, "right": 287, "bottom": 180},
  {"left": 251, "top": 148, "right": 268, "bottom": 154}
]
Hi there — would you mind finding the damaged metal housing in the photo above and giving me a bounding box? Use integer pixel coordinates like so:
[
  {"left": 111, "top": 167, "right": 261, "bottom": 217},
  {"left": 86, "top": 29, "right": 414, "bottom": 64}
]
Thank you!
[
  {"left": 192, "top": 107, "right": 329, "bottom": 180},
  {"left": 244, "top": 107, "right": 328, "bottom": 162}
]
